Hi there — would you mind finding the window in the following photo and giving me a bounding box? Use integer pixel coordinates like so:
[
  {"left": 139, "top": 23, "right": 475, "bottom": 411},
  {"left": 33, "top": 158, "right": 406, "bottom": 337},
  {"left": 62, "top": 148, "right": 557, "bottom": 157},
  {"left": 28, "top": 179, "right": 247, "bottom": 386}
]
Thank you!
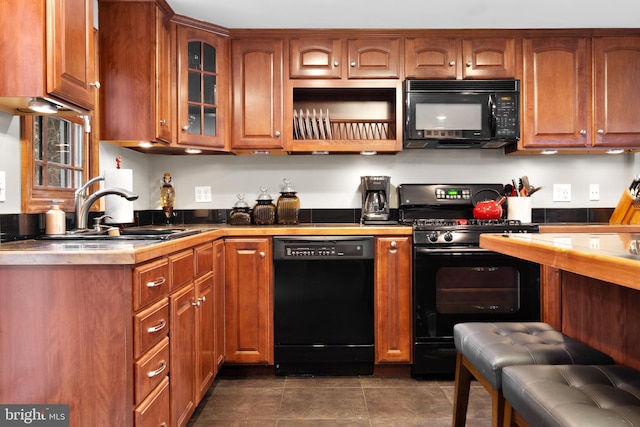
[{"left": 21, "top": 115, "right": 97, "bottom": 214}]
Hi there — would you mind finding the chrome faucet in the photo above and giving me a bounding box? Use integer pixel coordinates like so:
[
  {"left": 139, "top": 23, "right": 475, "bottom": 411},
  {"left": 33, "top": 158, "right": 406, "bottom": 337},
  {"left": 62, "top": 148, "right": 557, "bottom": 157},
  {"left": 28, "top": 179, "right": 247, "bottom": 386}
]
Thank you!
[{"left": 74, "top": 175, "right": 139, "bottom": 230}]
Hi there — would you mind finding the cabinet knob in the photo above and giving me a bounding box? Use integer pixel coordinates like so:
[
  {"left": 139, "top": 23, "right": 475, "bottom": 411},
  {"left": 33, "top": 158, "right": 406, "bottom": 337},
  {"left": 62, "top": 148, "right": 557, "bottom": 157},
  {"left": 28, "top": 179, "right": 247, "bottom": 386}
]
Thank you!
[
  {"left": 597, "top": 129, "right": 604, "bottom": 135},
  {"left": 580, "top": 129, "right": 587, "bottom": 135},
  {"left": 333, "top": 60, "right": 340, "bottom": 67},
  {"left": 466, "top": 61, "right": 472, "bottom": 67},
  {"left": 160, "top": 119, "right": 167, "bottom": 126},
  {"left": 182, "top": 125, "right": 190, "bottom": 132},
  {"left": 89, "top": 81, "right": 101, "bottom": 89},
  {"left": 274, "top": 131, "right": 281, "bottom": 137},
  {"left": 192, "top": 300, "right": 201, "bottom": 307},
  {"left": 259, "top": 251, "right": 266, "bottom": 258},
  {"left": 390, "top": 241, "right": 397, "bottom": 248},
  {"left": 198, "top": 296, "right": 206, "bottom": 304},
  {"left": 350, "top": 61, "right": 357, "bottom": 67},
  {"left": 449, "top": 61, "right": 455, "bottom": 67}
]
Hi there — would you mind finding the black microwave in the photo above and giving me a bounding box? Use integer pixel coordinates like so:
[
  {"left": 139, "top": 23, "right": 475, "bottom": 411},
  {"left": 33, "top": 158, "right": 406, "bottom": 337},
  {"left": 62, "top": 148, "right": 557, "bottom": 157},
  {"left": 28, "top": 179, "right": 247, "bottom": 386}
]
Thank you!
[{"left": 403, "top": 79, "right": 520, "bottom": 149}]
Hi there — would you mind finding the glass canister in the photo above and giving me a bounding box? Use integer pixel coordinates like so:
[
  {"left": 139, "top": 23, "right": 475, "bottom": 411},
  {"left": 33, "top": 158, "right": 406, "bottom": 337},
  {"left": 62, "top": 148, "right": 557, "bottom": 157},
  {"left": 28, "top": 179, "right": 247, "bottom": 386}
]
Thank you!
[
  {"left": 252, "top": 187, "right": 276, "bottom": 225},
  {"left": 229, "top": 194, "right": 252, "bottom": 225},
  {"left": 276, "top": 178, "right": 300, "bottom": 225}
]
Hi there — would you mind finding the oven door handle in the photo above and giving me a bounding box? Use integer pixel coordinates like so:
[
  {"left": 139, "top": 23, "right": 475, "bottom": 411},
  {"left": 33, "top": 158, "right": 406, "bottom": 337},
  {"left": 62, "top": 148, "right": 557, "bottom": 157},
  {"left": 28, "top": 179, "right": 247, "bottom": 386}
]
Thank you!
[{"left": 414, "top": 247, "right": 492, "bottom": 255}]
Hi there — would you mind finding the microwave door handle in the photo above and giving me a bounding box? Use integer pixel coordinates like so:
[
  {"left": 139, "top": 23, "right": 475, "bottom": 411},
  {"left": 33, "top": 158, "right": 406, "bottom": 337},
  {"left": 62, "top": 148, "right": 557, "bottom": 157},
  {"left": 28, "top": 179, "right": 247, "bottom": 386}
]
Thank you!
[{"left": 489, "top": 94, "right": 497, "bottom": 137}]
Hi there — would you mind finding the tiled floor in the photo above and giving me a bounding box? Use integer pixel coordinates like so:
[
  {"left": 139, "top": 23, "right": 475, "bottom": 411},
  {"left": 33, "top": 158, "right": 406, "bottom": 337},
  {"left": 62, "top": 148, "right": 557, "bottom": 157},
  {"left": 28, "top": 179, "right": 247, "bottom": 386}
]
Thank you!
[{"left": 187, "top": 376, "right": 492, "bottom": 426}]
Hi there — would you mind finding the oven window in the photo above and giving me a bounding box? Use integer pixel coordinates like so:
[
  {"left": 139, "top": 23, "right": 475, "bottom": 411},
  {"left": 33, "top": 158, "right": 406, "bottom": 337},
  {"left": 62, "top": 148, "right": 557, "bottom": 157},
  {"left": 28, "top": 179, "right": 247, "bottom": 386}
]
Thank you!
[{"left": 435, "top": 267, "right": 520, "bottom": 314}]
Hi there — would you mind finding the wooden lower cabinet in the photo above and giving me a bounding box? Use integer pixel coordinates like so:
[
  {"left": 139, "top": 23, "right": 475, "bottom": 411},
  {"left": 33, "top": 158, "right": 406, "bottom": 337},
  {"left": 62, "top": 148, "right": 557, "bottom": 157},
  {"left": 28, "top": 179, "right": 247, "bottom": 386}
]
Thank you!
[
  {"left": 170, "top": 282, "right": 196, "bottom": 427},
  {"left": 134, "top": 377, "right": 170, "bottom": 427},
  {"left": 374, "top": 236, "right": 412, "bottom": 363},
  {"left": 224, "top": 237, "right": 274, "bottom": 364},
  {"left": 213, "top": 240, "right": 226, "bottom": 373},
  {"left": 195, "top": 272, "right": 215, "bottom": 401}
]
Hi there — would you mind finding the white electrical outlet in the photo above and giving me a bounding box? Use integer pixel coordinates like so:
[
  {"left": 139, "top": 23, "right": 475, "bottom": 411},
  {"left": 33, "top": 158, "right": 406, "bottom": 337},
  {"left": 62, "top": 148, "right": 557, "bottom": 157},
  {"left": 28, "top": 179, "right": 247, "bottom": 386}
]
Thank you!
[
  {"left": 0, "top": 171, "right": 5, "bottom": 202},
  {"left": 195, "top": 186, "right": 212, "bottom": 203},
  {"left": 553, "top": 184, "right": 571, "bottom": 202},
  {"left": 589, "top": 184, "right": 600, "bottom": 201}
]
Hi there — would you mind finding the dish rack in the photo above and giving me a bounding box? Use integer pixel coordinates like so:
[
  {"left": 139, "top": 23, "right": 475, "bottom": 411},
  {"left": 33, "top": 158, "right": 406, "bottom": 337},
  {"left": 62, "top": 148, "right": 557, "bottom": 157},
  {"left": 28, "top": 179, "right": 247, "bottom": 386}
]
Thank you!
[{"left": 293, "top": 109, "right": 395, "bottom": 141}]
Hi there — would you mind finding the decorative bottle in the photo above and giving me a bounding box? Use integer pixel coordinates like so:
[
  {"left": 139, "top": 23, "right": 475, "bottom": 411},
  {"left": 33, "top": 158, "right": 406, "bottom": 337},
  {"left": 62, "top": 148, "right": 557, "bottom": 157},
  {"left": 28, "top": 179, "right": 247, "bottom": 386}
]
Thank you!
[
  {"left": 252, "top": 187, "right": 276, "bottom": 225},
  {"left": 229, "top": 194, "right": 252, "bottom": 225},
  {"left": 45, "top": 201, "right": 66, "bottom": 235},
  {"left": 160, "top": 173, "right": 175, "bottom": 224}
]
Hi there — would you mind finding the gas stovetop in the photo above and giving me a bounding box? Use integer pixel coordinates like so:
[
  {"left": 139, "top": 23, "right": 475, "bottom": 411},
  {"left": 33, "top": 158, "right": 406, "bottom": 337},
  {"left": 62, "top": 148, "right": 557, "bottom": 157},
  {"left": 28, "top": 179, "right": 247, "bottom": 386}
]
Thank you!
[{"left": 397, "top": 183, "right": 539, "bottom": 247}]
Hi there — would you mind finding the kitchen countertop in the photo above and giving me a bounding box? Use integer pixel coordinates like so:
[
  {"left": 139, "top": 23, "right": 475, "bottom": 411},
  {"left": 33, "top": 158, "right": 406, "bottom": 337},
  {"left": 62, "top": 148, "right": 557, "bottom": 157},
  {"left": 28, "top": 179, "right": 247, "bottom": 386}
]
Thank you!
[
  {"left": 0, "top": 223, "right": 412, "bottom": 265},
  {"left": 480, "top": 232, "right": 640, "bottom": 291}
]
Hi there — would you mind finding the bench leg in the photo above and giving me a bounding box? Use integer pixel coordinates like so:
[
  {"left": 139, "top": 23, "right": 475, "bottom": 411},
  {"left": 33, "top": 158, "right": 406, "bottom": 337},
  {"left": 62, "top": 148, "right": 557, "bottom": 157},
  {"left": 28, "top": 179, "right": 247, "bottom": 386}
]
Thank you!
[{"left": 452, "top": 352, "right": 472, "bottom": 427}]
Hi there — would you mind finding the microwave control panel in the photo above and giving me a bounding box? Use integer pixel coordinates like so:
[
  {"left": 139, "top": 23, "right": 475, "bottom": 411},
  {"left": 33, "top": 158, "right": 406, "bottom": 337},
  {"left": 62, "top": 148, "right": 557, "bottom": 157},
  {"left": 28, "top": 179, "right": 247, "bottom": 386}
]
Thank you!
[{"left": 494, "top": 93, "right": 519, "bottom": 138}]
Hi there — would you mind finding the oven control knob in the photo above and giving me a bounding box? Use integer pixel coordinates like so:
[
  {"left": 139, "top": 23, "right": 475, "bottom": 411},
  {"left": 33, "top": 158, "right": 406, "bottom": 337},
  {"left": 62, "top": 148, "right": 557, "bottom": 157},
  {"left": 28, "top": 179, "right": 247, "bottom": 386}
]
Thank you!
[
  {"left": 428, "top": 232, "right": 439, "bottom": 242},
  {"left": 443, "top": 231, "right": 453, "bottom": 242}
]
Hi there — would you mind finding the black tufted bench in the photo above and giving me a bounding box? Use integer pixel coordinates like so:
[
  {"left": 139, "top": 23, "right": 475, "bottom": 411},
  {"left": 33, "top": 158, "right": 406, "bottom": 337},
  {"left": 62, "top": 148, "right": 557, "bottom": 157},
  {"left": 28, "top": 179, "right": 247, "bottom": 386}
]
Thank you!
[
  {"left": 452, "top": 322, "right": 614, "bottom": 427},
  {"left": 502, "top": 364, "right": 640, "bottom": 427}
]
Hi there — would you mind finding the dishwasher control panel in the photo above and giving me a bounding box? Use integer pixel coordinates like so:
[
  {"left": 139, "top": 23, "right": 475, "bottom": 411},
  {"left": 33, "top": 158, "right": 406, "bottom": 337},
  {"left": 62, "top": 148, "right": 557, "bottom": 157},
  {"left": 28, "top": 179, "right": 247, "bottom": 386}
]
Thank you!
[{"left": 273, "top": 236, "right": 374, "bottom": 260}]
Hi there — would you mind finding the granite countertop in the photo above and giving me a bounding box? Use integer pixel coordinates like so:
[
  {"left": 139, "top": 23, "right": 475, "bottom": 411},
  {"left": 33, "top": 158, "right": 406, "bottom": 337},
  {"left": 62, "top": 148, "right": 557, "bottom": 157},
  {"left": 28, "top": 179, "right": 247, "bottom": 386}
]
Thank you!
[
  {"left": 0, "top": 223, "right": 412, "bottom": 265},
  {"left": 480, "top": 232, "right": 640, "bottom": 291}
]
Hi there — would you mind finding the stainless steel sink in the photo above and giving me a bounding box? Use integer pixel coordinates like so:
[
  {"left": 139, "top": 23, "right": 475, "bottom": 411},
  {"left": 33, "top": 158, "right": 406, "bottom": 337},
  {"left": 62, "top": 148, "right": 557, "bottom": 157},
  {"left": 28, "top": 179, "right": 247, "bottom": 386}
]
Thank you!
[{"left": 39, "top": 227, "right": 202, "bottom": 241}]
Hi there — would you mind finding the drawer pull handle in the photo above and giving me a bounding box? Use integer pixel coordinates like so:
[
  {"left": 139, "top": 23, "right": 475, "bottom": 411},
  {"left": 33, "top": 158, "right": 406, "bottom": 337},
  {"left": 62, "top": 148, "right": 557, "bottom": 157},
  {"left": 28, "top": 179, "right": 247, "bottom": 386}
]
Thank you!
[
  {"left": 147, "top": 360, "right": 167, "bottom": 378},
  {"left": 146, "top": 277, "right": 166, "bottom": 288},
  {"left": 147, "top": 319, "right": 167, "bottom": 334}
]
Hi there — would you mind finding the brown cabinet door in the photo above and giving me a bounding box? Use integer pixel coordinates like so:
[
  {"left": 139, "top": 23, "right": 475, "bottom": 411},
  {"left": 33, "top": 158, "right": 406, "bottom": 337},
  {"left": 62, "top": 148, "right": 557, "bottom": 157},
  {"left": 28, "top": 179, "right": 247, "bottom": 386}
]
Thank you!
[
  {"left": 522, "top": 37, "right": 590, "bottom": 149},
  {"left": 405, "top": 37, "right": 458, "bottom": 79},
  {"left": 231, "top": 38, "right": 284, "bottom": 151},
  {"left": 224, "top": 238, "right": 273, "bottom": 364},
  {"left": 213, "top": 240, "right": 226, "bottom": 372},
  {"left": 170, "top": 284, "right": 196, "bottom": 427},
  {"left": 98, "top": 1, "right": 172, "bottom": 143},
  {"left": 290, "top": 38, "right": 342, "bottom": 79},
  {"left": 461, "top": 38, "right": 517, "bottom": 79},
  {"left": 593, "top": 37, "right": 640, "bottom": 148},
  {"left": 177, "top": 25, "right": 229, "bottom": 149},
  {"left": 347, "top": 38, "right": 401, "bottom": 79},
  {"left": 195, "top": 272, "right": 215, "bottom": 402},
  {"left": 374, "top": 236, "right": 412, "bottom": 363},
  {"left": 47, "top": 0, "right": 96, "bottom": 110}
]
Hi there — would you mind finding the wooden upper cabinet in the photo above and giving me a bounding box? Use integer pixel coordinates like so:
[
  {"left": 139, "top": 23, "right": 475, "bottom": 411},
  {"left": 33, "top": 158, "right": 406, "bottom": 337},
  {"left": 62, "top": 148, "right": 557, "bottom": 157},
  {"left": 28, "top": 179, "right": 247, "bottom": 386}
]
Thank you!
[
  {"left": 346, "top": 38, "right": 401, "bottom": 79},
  {"left": 593, "top": 37, "right": 640, "bottom": 148},
  {"left": 0, "top": 0, "right": 97, "bottom": 112},
  {"left": 98, "top": 0, "right": 173, "bottom": 144},
  {"left": 48, "top": 0, "right": 97, "bottom": 110},
  {"left": 522, "top": 37, "right": 590, "bottom": 149},
  {"left": 176, "top": 25, "right": 229, "bottom": 149},
  {"left": 405, "top": 37, "right": 516, "bottom": 79},
  {"left": 289, "top": 37, "right": 401, "bottom": 79},
  {"left": 290, "top": 38, "right": 342, "bottom": 79},
  {"left": 231, "top": 38, "right": 284, "bottom": 151}
]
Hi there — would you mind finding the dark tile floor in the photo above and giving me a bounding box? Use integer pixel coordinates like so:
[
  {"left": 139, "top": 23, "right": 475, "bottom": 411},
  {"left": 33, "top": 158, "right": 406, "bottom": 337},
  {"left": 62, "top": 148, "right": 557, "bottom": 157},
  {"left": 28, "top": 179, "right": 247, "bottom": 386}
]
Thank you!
[{"left": 187, "top": 376, "right": 492, "bottom": 426}]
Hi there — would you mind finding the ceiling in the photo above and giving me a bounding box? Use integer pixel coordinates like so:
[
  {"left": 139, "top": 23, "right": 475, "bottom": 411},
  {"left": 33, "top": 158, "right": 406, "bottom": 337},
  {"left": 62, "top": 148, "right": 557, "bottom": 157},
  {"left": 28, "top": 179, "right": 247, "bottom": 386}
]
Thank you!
[{"left": 165, "top": 0, "right": 640, "bottom": 29}]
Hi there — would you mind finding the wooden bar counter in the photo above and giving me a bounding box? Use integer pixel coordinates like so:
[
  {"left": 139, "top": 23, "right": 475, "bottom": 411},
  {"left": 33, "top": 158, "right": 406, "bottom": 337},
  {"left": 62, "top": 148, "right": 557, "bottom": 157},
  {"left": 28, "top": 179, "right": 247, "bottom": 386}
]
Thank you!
[{"left": 480, "top": 232, "right": 640, "bottom": 370}]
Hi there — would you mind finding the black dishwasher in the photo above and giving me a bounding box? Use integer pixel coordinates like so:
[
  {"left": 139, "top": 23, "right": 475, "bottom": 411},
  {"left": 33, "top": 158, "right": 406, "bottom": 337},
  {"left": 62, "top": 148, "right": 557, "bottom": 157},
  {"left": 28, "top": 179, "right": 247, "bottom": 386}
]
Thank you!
[{"left": 273, "top": 236, "right": 375, "bottom": 376}]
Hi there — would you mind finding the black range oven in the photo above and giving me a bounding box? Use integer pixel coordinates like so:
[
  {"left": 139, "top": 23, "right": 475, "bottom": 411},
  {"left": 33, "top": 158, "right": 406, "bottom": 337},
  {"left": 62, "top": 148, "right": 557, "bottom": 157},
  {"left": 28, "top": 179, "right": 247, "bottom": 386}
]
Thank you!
[{"left": 398, "top": 184, "right": 540, "bottom": 377}]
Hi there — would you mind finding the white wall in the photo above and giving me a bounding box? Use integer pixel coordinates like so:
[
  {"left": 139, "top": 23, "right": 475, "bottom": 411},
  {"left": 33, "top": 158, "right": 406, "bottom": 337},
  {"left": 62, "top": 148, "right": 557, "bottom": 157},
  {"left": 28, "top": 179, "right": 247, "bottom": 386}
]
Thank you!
[{"left": 1, "top": 108, "right": 637, "bottom": 215}]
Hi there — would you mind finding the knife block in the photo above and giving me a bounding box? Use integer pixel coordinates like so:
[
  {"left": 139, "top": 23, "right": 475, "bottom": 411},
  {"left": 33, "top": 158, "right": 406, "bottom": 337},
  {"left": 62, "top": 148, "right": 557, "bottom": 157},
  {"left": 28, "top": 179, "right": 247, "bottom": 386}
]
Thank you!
[{"left": 609, "top": 189, "right": 640, "bottom": 224}]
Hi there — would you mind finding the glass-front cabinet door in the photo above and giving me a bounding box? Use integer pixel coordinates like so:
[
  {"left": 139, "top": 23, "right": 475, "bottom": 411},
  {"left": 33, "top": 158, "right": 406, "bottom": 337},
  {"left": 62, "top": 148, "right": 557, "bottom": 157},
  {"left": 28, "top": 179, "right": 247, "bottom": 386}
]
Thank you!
[{"left": 177, "top": 25, "right": 229, "bottom": 149}]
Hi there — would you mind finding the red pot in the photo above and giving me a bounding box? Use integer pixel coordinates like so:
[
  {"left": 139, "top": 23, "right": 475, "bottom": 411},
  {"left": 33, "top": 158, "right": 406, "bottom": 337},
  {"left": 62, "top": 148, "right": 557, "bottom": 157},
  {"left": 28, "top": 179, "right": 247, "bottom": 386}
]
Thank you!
[{"left": 473, "top": 196, "right": 506, "bottom": 220}]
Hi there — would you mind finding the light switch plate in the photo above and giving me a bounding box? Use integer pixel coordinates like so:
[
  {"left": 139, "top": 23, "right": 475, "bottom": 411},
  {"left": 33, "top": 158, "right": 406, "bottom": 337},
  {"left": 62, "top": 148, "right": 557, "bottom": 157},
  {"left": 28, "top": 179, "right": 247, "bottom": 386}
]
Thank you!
[{"left": 0, "top": 171, "right": 6, "bottom": 202}]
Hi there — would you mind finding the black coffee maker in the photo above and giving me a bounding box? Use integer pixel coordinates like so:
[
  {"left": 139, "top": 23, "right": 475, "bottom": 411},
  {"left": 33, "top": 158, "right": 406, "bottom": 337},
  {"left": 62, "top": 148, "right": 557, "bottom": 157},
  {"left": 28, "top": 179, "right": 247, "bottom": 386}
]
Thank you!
[{"left": 360, "top": 176, "right": 392, "bottom": 224}]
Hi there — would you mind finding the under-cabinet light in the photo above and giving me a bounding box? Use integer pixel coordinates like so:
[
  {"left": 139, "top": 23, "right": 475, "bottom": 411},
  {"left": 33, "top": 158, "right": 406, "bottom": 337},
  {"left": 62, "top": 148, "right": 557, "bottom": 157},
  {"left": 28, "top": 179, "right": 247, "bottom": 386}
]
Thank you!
[
  {"left": 360, "top": 151, "right": 377, "bottom": 156},
  {"left": 138, "top": 142, "right": 153, "bottom": 148},
  {"left": 540, "top": 149, "right": 558, "bottom": 155},
  {"left": 185, "top": 148, "right": 202, "bottom": 154},
  {"left": 606, "top": 149, "right": 625, "bottom": 154},
  {"left": 311, "top": 151, "right": 329, "bottom": 155},
  {"left": 27, "top": 98, "right": 58, "bottom": 114}
]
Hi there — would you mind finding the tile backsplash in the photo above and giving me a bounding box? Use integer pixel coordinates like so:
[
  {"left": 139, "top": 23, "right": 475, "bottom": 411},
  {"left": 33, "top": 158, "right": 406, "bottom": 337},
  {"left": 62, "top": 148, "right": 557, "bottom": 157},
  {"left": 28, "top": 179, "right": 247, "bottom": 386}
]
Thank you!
[{"left": 0, "top": 207, "right": 615, "bottom": 243}]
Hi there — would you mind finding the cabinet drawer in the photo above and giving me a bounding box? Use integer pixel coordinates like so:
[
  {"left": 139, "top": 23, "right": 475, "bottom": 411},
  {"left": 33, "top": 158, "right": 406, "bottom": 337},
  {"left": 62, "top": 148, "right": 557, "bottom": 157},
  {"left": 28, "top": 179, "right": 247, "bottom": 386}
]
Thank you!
[
  {"left": 134, "top": 376, "right": 169, "bottom": 427},
  {"left": 134, "top": 258, "right": 171, "bottom": 310},
  {"left": 195, "top": 243, "right": 214, "bottom": 278},
  {"left": 170, "top": 250, "right": 194, "bottom": 290},
  {"left": 135, "top": 337, "right": 169, "bottom": 405},
  {"left": 134, "top": 299, "right": 169, "bottom": 359}
]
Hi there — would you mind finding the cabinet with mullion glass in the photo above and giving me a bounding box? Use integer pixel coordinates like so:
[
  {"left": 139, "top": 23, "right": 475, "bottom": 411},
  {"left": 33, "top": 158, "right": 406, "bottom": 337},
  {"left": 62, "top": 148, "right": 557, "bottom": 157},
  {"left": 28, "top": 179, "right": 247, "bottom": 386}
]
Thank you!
[{"left": 177, "top": 25, "right": 229, "bottom": 149}]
